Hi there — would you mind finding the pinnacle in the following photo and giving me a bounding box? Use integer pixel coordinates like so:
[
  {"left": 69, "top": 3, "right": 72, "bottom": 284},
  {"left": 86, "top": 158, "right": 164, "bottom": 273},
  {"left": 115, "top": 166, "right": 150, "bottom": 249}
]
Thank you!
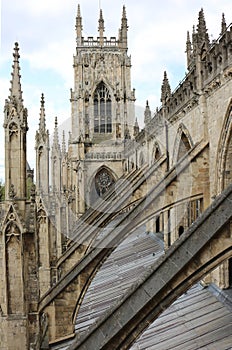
[
  {"left": 76, "top": 3, "right": 83, "bottom": 43},
  {"left": 98, "top": 8, "right": 105, "bottom": 43},
  {"left": 53, "top": 116, "right": 60, "bottom": 150},
  {"left": 197, "top": 7, "right": 209, "bottom": 45},
  {"left": 221, "top": 13, "right": 227, "bottom": 35},
  {"left": 10, "top": 42, "right": 23, "bottom": 103},
  {"left": 98, "top": 9, "right": 105, "bottom": 27},
  {"left": 39, "top": 93, "right": 46, "bottom": 132},
  {"left": 161, "top": 71, "right": 171, "bottom": 102}
]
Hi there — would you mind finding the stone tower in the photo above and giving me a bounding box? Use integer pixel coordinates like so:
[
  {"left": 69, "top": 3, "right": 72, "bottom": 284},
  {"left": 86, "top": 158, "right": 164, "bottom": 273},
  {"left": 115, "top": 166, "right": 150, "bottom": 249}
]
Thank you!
[
  {"left": 71, "top": 4, "right": 135, "bottom": 142},
  {"left": 62, "top": 5, "right": 136, "bottom": 214}
]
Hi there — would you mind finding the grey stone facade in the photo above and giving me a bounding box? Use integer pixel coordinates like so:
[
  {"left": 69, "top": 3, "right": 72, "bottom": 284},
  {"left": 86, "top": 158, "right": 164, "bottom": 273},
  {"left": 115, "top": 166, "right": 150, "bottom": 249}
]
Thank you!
[{"left": 0, "top": 5, "right": 231, "bottom": 349}]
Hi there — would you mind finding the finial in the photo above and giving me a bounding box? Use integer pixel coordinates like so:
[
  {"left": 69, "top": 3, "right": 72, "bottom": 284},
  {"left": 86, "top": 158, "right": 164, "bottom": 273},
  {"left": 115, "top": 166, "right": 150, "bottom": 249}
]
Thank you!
[
  {"left": 77, "top": 3, "right": 81, "bottom": 17},
  {"left": 41, "top": 93, "right": 45, "bottom": 106},
  {"left": 10, "top": 42, "right": 23, "bottom": 102},
  {"left": 122, "top": 5, "right": 127, "bottom": 19}
]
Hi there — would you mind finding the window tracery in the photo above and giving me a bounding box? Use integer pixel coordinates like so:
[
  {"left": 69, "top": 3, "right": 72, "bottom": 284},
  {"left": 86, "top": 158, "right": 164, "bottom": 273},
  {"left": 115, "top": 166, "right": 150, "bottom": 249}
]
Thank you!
[{"left": 94, "top": 83, "right": 112, "bottom": 133}]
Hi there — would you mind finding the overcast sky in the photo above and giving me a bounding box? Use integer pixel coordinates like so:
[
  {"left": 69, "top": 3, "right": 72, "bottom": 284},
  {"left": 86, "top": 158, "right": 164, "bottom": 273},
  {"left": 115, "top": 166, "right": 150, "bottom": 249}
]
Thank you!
[{"left": 0, "top": 0, "right": 231, "bottom": 180}]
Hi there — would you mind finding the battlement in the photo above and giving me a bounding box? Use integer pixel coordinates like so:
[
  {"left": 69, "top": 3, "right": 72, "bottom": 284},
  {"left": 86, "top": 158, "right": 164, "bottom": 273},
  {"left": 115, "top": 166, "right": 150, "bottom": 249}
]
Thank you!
[{"left": 81, "top": 36, "right": 119, "bottom": 48}]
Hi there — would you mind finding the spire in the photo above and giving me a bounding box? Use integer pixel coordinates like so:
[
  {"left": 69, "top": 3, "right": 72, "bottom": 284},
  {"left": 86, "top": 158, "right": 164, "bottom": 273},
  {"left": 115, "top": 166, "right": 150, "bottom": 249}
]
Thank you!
[
  {"left": 98, "top": 9, "right": 105, "bottom": 46},
  {"left": 76, "top": 4, "right": 83, "bottom": 45},
  {"left": 39, "top": 93, "right": 46, "bottom": 132},
  {"left": 144, "top": 100, "right": 151, "bottom": 125},
  {"left": 197, "top": 8, "right": 209, "bottom": 48},
  {"left": 221, "top": 13, "right": 227, "bottom": 35},
  {"left": 120, "top": 5, "right": 128, "bottom": 49},
  {"left": 161, "top": 71, "right": 171, "bottom": 102},
  {"left": 10, "top": 42, "right": 23, "bottom": 103}
]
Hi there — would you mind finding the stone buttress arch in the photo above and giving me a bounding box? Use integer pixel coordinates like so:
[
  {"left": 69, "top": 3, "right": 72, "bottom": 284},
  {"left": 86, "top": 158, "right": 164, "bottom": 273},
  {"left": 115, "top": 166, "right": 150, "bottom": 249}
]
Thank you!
[
  {"left": 216, "top": 100, "right": 232, "bottom": 194},
  {"left": 215, "top": 99, "right": 232, "bottom": 288}
]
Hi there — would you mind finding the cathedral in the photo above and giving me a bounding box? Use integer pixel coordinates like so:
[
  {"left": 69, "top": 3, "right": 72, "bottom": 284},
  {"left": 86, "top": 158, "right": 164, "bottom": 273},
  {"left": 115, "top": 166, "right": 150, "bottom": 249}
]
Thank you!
[{"left": 0, "top": 4, "right": 231, "bottom": 349}]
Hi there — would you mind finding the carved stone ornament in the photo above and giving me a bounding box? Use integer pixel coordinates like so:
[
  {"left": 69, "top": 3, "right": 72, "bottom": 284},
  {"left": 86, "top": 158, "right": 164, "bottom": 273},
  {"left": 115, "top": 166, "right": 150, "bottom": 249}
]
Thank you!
[{"left": 95, "top": 169, "right": 114, "bottom": 196}]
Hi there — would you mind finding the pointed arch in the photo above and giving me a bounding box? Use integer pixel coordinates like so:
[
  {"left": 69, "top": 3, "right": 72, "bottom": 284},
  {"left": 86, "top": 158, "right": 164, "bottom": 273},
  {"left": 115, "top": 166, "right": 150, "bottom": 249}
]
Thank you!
[
  {"left": 93, "top": 82, "right": 112, "bottom": 133},
  {"left": 2, "top": 205, "right": 24, "bottom": 315},
  {"left": 172, "top": 124, "right": 194, "bottom": 164}
]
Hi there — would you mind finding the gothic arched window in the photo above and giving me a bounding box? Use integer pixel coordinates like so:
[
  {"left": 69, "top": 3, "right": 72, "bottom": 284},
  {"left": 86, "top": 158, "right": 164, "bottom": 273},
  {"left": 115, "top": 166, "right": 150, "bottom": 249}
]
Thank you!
[{"left": 94, "top": 83, "right": 112, "bottom": 133}]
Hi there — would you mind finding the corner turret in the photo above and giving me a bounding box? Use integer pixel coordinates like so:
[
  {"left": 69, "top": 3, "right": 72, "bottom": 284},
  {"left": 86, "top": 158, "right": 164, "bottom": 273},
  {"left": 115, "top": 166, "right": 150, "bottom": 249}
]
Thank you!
[
  {"left": 120, "top": 5, "right": 128, "bottom": 50},
  {"left": 76, "top": 4, "right": 83, "bottom": 46}
]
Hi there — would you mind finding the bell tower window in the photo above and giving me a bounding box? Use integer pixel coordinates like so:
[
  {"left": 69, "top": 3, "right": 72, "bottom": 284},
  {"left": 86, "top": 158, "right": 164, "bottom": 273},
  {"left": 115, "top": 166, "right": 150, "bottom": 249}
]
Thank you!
[{"left": 94, "top": 82, "right": 112, "bottom": 133}]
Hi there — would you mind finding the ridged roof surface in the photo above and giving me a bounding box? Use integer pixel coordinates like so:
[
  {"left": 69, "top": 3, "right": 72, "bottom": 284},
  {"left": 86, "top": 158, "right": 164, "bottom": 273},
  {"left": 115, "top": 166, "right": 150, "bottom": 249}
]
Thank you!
[{"left": 51, "top": 226, "right": 232, "bottom": 349}]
